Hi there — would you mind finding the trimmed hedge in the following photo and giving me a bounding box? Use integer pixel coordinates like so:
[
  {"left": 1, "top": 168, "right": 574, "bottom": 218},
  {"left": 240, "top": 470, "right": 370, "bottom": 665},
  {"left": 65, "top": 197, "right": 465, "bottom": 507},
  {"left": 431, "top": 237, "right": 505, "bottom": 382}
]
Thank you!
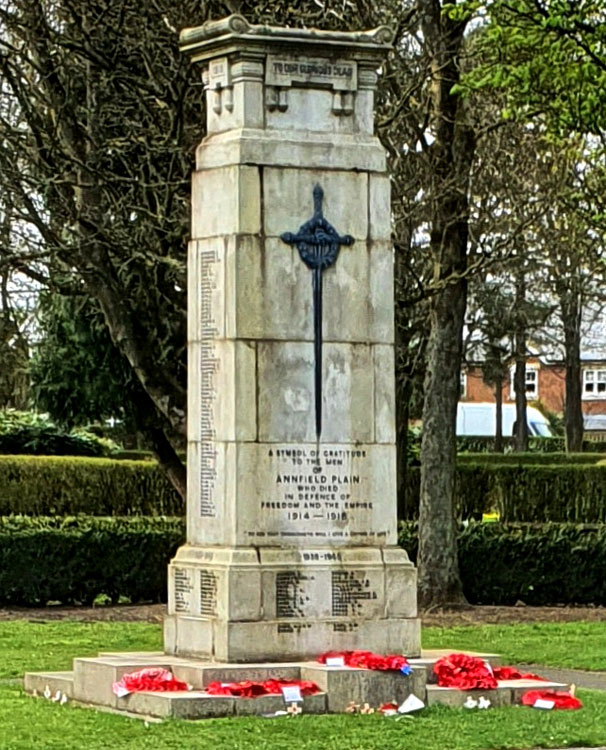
[
  {"left": 407, "top": 434, "right": 606, "bottom": 459},
  {"left": 0, "top": 516, "right": 184, "bottom": 606},
  {"left": 455, "top": 436, "right": 565, "bottom": 453},
  {"left": 2, "top": 517, "right": 605, "bottom": 607},
  {"left": 457, "top": 452, "right": 604, "bottom": 465},
  {"left": 400, "top": 521, "right": 606, "bottom": 606},
  {"left": 455, "top": 436, "right": 606, "bottom": 454},
  {"left": 0, "top": 456, "right": 182, "bottom": 516},
  {"left": 401, "top": 463, "right": 606, "bottom": 522}
]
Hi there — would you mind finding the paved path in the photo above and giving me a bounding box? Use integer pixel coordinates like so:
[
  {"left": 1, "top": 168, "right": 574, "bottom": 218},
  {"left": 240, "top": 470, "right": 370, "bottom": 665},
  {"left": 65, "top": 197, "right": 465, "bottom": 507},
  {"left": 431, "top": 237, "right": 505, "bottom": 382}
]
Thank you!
[{"left": 517, "top": 664, "right": 606, "bottom": 692}]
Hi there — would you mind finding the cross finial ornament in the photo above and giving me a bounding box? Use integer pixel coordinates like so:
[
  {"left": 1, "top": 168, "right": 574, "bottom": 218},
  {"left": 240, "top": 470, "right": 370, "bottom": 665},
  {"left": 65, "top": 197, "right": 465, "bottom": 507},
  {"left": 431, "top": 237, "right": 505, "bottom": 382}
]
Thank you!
[{"left": 281, "top": 185, "right": 354, "bottom": 439}]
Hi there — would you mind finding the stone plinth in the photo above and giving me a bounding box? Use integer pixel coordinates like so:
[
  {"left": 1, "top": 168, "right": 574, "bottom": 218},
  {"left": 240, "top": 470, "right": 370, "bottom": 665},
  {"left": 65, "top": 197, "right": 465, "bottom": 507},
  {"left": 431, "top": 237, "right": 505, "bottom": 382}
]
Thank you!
[
  {"left": 167, "top": 14, "right": 420, "bottom": 662},
  {"left": 24, "top": 650, "right": 571, "bottom": 719}
]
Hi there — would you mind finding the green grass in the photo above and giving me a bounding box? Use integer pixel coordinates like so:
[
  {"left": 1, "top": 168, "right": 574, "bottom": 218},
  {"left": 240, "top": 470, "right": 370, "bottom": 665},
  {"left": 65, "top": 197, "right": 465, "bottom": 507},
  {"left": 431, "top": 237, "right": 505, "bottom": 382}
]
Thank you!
[
  {"left": 2, "top": 619, "right": 606, "bottom": 749},
  {"left": 0, "top": 621, "right": 162, "bottom": 679},
  {"left": 423, "top": 622, "right": 606, "bottom": 671},
  {"left": 3, "top": 685, "right": 606, "bottom": 750}
]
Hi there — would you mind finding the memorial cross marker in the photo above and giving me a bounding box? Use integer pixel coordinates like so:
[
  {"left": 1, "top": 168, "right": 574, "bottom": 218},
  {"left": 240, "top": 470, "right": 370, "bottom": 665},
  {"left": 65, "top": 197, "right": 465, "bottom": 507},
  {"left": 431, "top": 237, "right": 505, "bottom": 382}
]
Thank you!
[{"left": 281, "top": 184, "right": 354, "bottom": 439}]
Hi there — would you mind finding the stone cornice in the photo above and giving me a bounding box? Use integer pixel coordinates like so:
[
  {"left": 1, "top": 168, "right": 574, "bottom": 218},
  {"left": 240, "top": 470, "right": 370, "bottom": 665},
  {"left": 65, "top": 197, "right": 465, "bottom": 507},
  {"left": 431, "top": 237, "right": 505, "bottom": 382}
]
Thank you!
[{"left": 179, "top": 14, "right": 394, "bottom": 60}]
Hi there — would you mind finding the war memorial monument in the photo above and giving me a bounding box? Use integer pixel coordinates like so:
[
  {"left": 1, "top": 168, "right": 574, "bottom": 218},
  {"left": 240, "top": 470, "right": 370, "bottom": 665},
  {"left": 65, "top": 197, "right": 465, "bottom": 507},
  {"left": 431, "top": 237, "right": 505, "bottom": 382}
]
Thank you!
[{"left": 24, "top": 15, "right": 564, "bottom": 719}]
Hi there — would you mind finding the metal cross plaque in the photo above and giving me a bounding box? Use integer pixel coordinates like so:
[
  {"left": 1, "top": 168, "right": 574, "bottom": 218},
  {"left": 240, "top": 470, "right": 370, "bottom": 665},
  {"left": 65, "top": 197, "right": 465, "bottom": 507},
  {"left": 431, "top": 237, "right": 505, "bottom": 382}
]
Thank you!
[{"left": 280, "top": 185, "right": 354, "bottom": 439}]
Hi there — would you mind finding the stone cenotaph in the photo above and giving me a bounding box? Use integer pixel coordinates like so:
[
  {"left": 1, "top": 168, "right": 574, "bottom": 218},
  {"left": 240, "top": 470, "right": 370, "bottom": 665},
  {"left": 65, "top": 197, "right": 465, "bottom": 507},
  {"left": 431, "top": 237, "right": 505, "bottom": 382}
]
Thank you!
[
  {"left": 24, "top": 16, "right": 429, "bottom": 720},
  {"left": 165, "top": 15, "right": 420, "bottom": 663}
]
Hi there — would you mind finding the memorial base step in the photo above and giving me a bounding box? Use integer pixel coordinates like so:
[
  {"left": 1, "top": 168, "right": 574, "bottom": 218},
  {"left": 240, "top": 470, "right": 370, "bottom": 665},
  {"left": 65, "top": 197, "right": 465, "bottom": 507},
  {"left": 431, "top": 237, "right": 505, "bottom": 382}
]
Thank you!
[
  {"left": 23, "top": 650, "right": 569, "bottom": 719},
  {"left": 426, "top": 679, "right": 569, "bottom": 707}
]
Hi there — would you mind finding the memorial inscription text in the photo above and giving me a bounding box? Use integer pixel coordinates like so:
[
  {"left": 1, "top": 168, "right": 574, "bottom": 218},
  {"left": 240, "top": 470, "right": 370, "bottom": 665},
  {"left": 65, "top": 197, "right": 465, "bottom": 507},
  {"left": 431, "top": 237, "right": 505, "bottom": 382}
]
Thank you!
[
  {"left": 199, "top": 247, "right": 219, "bottom": 518},
  {"left": 244, "top": 445, "right": 390, "bottom": 543},
  {"left": 266, "top": 54, "right": 357, "bottom": 91}
]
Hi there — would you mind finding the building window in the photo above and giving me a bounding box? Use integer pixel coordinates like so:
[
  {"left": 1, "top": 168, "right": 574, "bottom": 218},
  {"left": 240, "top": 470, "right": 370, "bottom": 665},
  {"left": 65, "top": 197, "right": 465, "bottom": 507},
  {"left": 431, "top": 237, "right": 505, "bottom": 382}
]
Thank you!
[
  {"left": 583, "top": 369, "right": 606, "bottom": 398},
  {"left": 460, "top": 371, "right": 467, "bottom": 398},
  {"left": 510, "top": 366, "right": 539, "bottom": 399}
]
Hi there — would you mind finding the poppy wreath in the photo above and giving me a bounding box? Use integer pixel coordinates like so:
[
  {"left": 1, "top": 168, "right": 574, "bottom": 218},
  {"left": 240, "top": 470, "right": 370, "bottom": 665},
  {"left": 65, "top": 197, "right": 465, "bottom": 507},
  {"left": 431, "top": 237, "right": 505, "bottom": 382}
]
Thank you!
[
  {"left": 204, "top": 679, "right": 320, "bottom": 698},
  {"left": 433, "top": 654, "right": 498, "bottom": 690},
  {"left": 522, "top": 690, "right": 582, "bottom": 710},
  {"left": 318, "top": 650, "right": 412, "bottom": 673},
  {"left": 434, "top": 654, "right": 547, "bottom": 690},
  {"left": 112, "top": 667, "right": 188, "bottom": 696}
]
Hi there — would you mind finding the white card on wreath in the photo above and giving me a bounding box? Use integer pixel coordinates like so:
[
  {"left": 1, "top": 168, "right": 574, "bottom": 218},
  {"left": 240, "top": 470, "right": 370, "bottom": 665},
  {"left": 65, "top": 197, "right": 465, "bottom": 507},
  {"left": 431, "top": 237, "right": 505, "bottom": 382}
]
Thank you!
[{"left": 281, "top": 685, "right": 303, "bottom": 703}]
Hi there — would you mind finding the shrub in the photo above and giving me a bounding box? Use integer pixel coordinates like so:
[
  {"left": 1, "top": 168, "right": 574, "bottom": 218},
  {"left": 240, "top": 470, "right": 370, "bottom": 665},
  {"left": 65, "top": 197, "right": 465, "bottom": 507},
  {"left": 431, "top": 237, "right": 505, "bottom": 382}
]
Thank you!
[
  {"left": 399, "top": 521, "right": 606, "bottom": 606},
  {"left": 3, "top": 516, "right": 604, "bottom": 608},
  {"left": 401, "top": 463, "right": 606, "bottom": 523},
  {"left": 0, "top": 456, "right": 182, "bottom": 516},
  {"left": 457, "top": 452, "right": 603, "bottom": 465},
  {"left": 0, "top": 516, "right": 185, "bottom": 606},
  {"left": 455, "top": 436, "right": 606, "bottom": 453},
  {"left": 0, "top": 410, "right": 119, "bottom": 456}
]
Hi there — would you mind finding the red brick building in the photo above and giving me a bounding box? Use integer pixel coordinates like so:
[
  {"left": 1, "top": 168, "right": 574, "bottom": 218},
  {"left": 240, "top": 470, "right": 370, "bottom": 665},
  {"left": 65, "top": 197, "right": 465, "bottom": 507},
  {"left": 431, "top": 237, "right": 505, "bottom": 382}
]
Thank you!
[{"left": 462, "top": 357, "right": 606, "bottom": 419}]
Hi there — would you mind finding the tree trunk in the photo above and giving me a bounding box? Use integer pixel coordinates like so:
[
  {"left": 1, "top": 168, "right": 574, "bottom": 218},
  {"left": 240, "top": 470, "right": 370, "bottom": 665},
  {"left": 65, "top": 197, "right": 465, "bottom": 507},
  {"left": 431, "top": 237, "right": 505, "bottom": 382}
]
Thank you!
[
  {"left": 514, "top": 272, "right": 528, "bottom": 452},
  {"left": 514, "top": 346, "right": 528, "bottom": 451},
  {"left": 419, "top": 278, "right": 468, "bottom": 607},
  {"left": 131, "top": 384, "right": 187, "bottom": 501},
  {"left": 494, "top": 375, "right": 504, "bottom": 453},
  {"left": 396, "top": 386, "right": 411, "bottom": 518},
  {"left": 417, "top": 0, "right": 474, "bottom": 609},
  {"left": 561, "top": 294, "right": 584, "bottom": 452}
]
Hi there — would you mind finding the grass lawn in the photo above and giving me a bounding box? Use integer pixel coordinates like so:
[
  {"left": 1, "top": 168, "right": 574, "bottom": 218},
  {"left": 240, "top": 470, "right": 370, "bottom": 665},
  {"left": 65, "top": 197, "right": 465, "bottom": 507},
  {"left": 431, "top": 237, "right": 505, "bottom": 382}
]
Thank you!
[
  {"left": 1, "top": 619, "right": 606, "bottom": 750},
  {"left": 423, "top": 622, "right": 606, "bottom": 671}
]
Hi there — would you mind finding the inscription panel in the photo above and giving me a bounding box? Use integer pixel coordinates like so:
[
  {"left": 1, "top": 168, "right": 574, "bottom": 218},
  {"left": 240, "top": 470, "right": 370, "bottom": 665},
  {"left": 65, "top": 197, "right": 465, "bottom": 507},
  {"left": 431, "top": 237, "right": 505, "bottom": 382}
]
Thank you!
[
  {"left": 200, "top": 571, "right": 218, "bottom": 616},
  {"left": 199, "top": 247, "right": 220, "bottom": 517},
  {"left": 174, "top": 568, "right": 194, "bottom": 614},
  {"left": 331, "top": 571, "right": 377, "bottom": 617},
  {"left": 266, "top": 55, "right": 357, "bottom": 91},
  {"left": 270, "top": 565, "right": 383, "bottom": 622},
  {"left": 275, "top": 571, "right": 315, "bottom": 618},
  {"left": 238, "top": 442, "right": 396, "bottom": 546}
]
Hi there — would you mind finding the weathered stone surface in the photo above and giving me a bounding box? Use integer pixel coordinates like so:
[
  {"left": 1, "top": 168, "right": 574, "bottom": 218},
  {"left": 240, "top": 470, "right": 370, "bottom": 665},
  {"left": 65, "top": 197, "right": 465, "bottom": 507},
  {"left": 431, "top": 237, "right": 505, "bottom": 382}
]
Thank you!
[
  {"left": 234, "top": 692, "right": 327, "bottom": 716},
  {"left": 373, "top": 345, "right": 396, "bottom": 444},
  {"left": 163, "top": 615, "right": 213, "bottom": 659},
  {"left": 72, "top": 657, "right": 173, "bottom": 708},
  {"left": 185, "top": 440, "right": 239, "bottom": 547},
  {"left": 368, "top": 241, "right": 394, "bottom": 343},
  {"left": 188, "top": 339, "right": 256, "bottom": 443},
  {"left": 229, "top": 236, "right": 313, "bottom": 341},
  {"left": 426, "top": 686, "right": 513, "bottom": 708},
  {"left": 24, "top": 671, "right": 74, "bottom": 699},
  {"left": 124, "top": 691, "right": 236, "bottom": 719},
  {"left": 300, "top": 664, "right": 420, "bottom": 713},
  {"left": 263, "top": 168, "right": 368, "bottom": 240},
  {"left": 266, "top": 89, "right": 358, "bottom": 135},
  {"left": 369, "top": 175, "right": 391, "bottom": 241},
  {"left": 256, "top": 342, "right": 374, "bottom": 443},
  {"left": 507, "top": 680, "right": 568, "bottom": 703},
  {"left": 228, "top": 237, "right": 379, "bottom": 344},
  {"left": 191, "top": 166, "right": 260, "bottom": 238},
  {"left": 34, "top": 650, "right": 551, "bottom": 718},
  {"left": 171, "top": 663, "right": 302, "bottom": 689},
  {"left": 383, "top": 547, "right": 418, "bottom": 619},
  {"left": 209, "top": 618, "right": 422, "bottom": 663},
  {"left": 196, "top": 130, "right": 386, "bottom": 172}
]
